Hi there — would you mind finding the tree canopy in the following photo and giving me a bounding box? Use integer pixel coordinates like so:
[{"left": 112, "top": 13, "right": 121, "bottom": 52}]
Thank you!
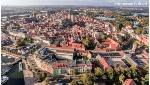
[
  {"left": 101, "top": 35, "right": 107, "bottom": 41},
  {"left": 135, "top": 28, "right": 147, "bottom": 35},
  {"left": 70, "top": 80, "right": 79, "bottom": 85},
  {"left": 73, "top": 68, "right": 78, "bottom": 75},
  {"left": 81, "top": 74, "right": 93, "bottom": 85},
  {"left": 106, "top": 67, "right": 114, "bottom": 80},
  {"left": 94, "top": 67, "right": 103, "bottom": 78}
]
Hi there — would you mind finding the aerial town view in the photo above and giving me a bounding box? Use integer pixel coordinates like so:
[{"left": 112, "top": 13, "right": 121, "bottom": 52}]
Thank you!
[{"left": 1, "top": 0, "right": 149, "bottom": 85}]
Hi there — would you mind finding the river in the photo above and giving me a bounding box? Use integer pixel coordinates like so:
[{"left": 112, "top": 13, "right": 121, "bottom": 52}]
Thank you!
[
  {"left": 95, "top": 16, "right": 115, "bottom": 20},
  {"left": 1, "top": 14, "right": 29, "bottom": 19},
  {"left": 131, "top": 13, "right": 149, "bottom": 17},
  {"left": 1, "top": 55, "right": 25, "bottom": 85}
]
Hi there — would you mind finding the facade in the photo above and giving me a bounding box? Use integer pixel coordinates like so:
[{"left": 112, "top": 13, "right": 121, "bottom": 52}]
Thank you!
[
  {"left": 34, "top": 55, "right": 92, "bottom": 75},
  {"left": 34, "top": 47, "right": 92, "bottom": 75},
  {"left": 97, "top": 57, "right": 110, "bottom": 71}
]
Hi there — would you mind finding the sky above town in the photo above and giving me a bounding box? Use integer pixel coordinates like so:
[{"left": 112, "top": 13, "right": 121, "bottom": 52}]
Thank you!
[{"left": 1, "top": 0, "right": 149, "bottom": 6}]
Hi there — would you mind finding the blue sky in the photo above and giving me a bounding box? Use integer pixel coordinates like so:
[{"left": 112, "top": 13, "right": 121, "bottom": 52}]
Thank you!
[{"left": 1, "top": 0, "right": 149, "bottom": 6}]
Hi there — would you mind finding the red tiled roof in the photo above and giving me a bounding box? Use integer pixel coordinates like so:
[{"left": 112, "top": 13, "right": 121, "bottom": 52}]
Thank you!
[
  {"left": 110, "top": 44, "right": 117, "bottom": 48},
  {"left": 123, "top": 79, "right": 136, "bottom": 85},
  {"left": 143, "top": 53, "right": 149, "bottom": 58},
  {"left": 100, "top": 57, "right": 109, "bottom": 69},
  {"left": 53, "top": 63, "right": 68, "bottom": 68}
]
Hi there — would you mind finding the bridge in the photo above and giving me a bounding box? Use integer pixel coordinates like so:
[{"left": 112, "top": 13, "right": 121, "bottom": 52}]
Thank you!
[
  {"left": 1, "top": 58, "right": 22, "bottom": 66},
  {"left": 1, "top": 50, "right": 25, "bottom": 59}
]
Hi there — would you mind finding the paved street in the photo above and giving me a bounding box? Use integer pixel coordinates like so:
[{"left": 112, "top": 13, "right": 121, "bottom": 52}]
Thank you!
[
  {"left": 24, "top": 55, "right": 45, "bottom": 85},
  {"left": 22, "top": 59, "right": 35, "bottom": 85},
  {"left": 2, "top": 50, "right": 25, "bottom": 58}
]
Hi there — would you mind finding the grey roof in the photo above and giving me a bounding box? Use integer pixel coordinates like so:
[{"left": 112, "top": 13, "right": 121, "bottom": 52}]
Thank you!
[
  {"left": 96, "top": 54, "right": 102, "bottom": 58},
  {"left": 76, "top": 60, "right": 85, "bottom": 64},
  {"left": 51, "top": 40, "right": 60, "bottom": 45},
  {"left": 68, "top": 60, "right": 76, "bottom": 67}
]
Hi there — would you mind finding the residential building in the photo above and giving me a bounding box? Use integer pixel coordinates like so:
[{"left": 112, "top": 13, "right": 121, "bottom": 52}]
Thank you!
[{"left": 123, "top": 79, "right": 137, "bottom": 85}]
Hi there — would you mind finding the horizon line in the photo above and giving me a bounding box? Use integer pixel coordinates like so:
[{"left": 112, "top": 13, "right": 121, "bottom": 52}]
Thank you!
[{"left": 1, "top": 4, "right": 149, "bottom": 7}]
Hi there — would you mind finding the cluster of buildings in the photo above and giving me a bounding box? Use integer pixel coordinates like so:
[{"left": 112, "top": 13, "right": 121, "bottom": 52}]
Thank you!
[
  {"left": 1, "top": 7, "right": 149, "bottom": 85},
  {"left": 34, "top": 47, "right": 92, "bottom": 75},
  {"left": 2, "top": 10, "right": 135, "bottom": 52},
  {"left": 34, "top": 45, "right": 147, "bottom": 76},
  {"left": 122, "top": 25, "right": 149, "bottom": 47}
]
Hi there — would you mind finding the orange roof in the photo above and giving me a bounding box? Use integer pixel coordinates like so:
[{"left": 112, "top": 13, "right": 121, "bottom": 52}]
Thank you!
[
  {"left": 143, "top": 53, "right": 149, "bottom": 58},
  {"left": 123, "top": 79, "right": 136, "bottom": 85},
  {"left": 110, "top": 44, "right": 117, "bottom": 48},
  {"left": 53, "top": 63, "right": 68, "bottom": 68},
  {"left": 100, "top": 57, "right": 109, "bottom": 69}
]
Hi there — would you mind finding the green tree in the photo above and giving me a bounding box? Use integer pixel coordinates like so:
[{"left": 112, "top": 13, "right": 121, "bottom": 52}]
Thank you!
[
  {"left": 130, "top": 66, "right": 138, "bottom": 78},
  {"left": 45, "top": 77, "right": 50, "bottom": 84},
  {"left": 143, "top": 65, "right": 149, "bottom": 74},
  {"left": 16, "top": 39, "right": 26, "bottom": 47},
  {"left": 101, "top": 35, "right": 107, "bottom": 41},
  {"left": 145, "top": 74, "right": 149, "bottom": 83},
  {"left": 81, "top": 74, "right": 93, "bottom": 85},
  {"left": 73, "top": 68, "right": 78, "bottom": 75},
  {"left": 94, "top": 67, "right": 103, "bottom": 78},
  {"left": 141, "top": 29, "right": 147, "bottom": 34},
  {"left": 106, "top": 67, "right": 114, "bottom": 80},
  {"left": 134, "top": 78, "right": 140, "bottom": 85},
  {"left": 125, "top": 68, "right": 132, "bottom": 78},
  {"left": 114, "top": 68, "right": 121, "bottom": 80},
  {"left": 117, "top": 38, "right": 123, "bottom": 45},
  {"left": 82, "top": 39, "right": 90, "bottom": 48},
  {"left": 70, "top": 80, "right": 79, "bottom": 85},
  {"left": 34, "top": 68, "right": 38, "bottom": 72},
  {"left": 85, "top": 69, "right": 90, "bottom": 74},
  {"left": 119, "top": 74, "right": 125, "bottom": 83},
  {"left": 41, "top": 72, "right": 47, "bottom": 78},
  {"left": 135, "top": 28, "right": 141, "bottom": 35},
  {"left": 116, "top": 23, "right": 123, "bottom": 31},
  {"left": 141, "top": 77, "right": 146, "bottom": 85}
]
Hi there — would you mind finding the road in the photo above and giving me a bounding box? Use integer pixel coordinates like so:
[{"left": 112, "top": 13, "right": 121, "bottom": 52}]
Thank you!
[
  {"left": 23, "top": 55, "right": 45, "bottom": 85},
  {"left": 1, "top": 50, "right": 25, "bottom": 58},
  {"left": 22, "top": 59, "right": 35, "bottom": 85}
]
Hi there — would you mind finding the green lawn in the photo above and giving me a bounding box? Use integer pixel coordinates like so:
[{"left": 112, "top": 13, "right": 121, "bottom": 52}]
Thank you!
[{"left": 24, "top": 39, "right": 31, "bottom": 44}]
